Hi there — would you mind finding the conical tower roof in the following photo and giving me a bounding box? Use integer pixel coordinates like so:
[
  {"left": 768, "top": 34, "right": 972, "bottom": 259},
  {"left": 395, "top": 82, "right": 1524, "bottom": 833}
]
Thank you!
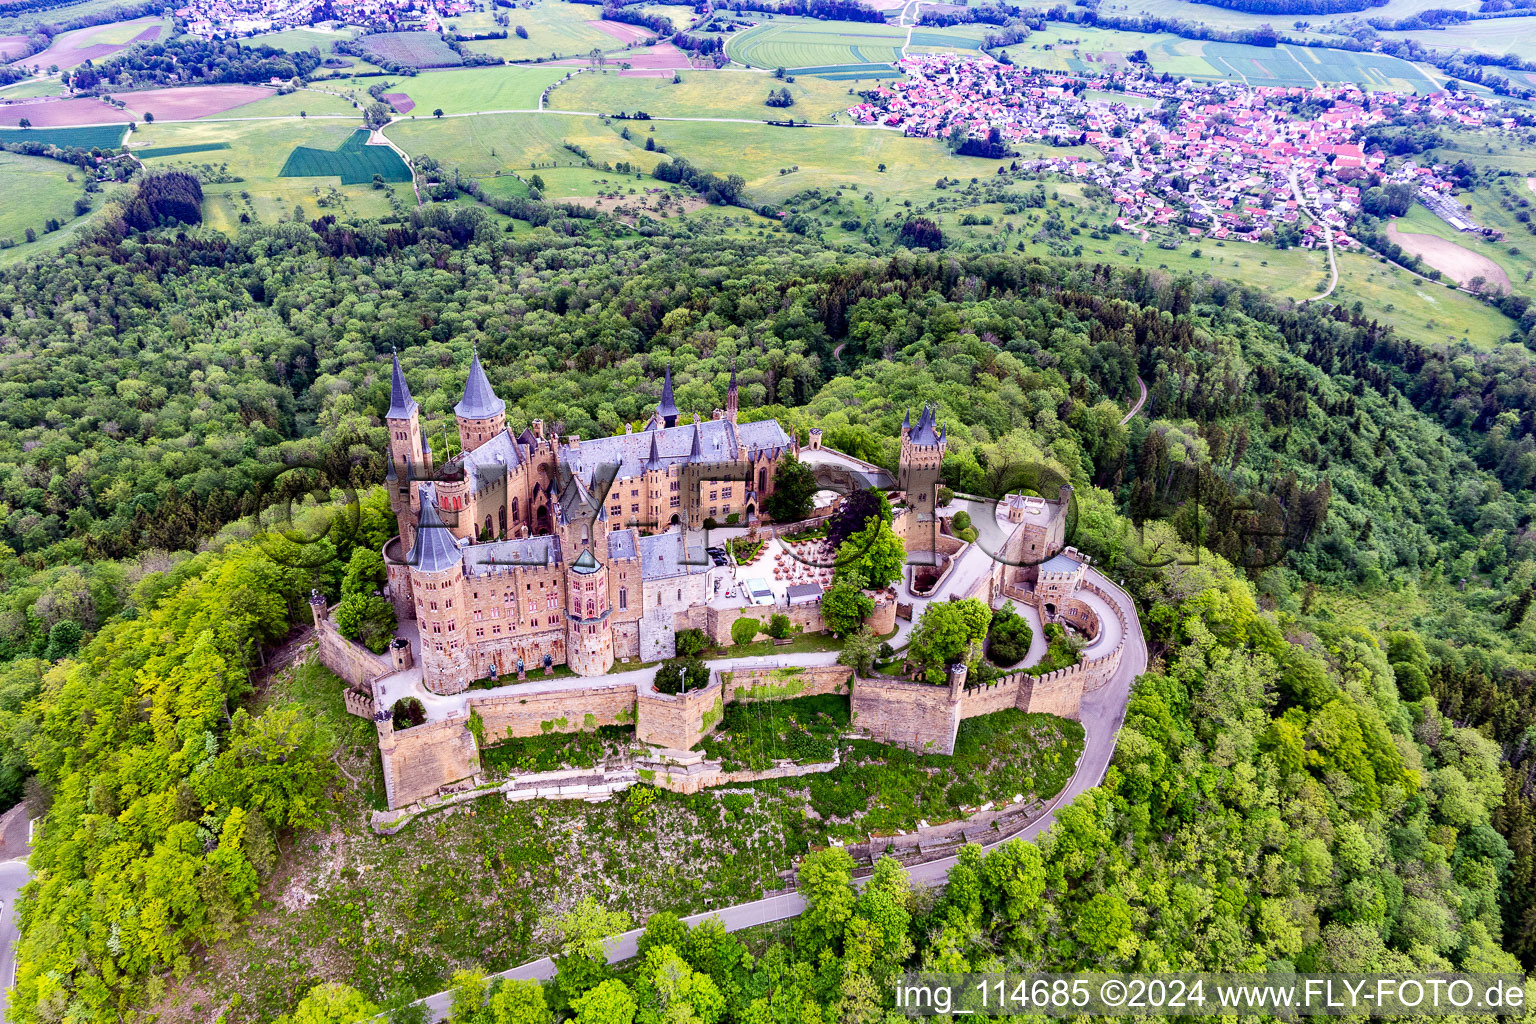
[
  {"left": 387, "top": 350, "right": 417, "bottom": 420},
  {"left": 407, "top": 485, "right": 461, "bottom": 574},
  {"left": 455, "top": 346, "right": 505, "bottom": 419},
  {"left": 657, "top": 364, "right": 679, "bottom": 425}
]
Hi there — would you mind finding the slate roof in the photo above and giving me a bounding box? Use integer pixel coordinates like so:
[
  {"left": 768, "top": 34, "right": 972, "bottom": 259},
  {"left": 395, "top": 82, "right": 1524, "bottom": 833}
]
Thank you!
[
  {"left": 455, "top": 348, "right": 505, "bottom": 419},
  {"left": 787, "top": 582, "right": 824, "bottom": 605},
  {"left": 408, "top": 484, "right": 463, "bottom": 574},
  {"left": 455, "top": 429, "right": 524, "bottom": 488},
  {"left": 638, "top": 531, "right": 709, "bottom": 580},
  {"left": 571, "top": 548, "right": 601, "bottom": 574},
  {"left": 656, "top": 364, "right": 678, "bottom": 422},
  {"left": 562, "top": 418, "right": 792, "bottom": 486},
  {"left": 1040, "top": 550, "right": 1085, "bottom": 574},
  {"left": 387, "top": 351, "right": 417, "bottom": 420},
  {"left": 464, "top": 535, "right": 558, "bottom": 574},
  {"left": 909, "top": 404, "right": 944, "bottom": 447},
  {"left": 608, "top": 530, "right": 638, "bottom": 561}
]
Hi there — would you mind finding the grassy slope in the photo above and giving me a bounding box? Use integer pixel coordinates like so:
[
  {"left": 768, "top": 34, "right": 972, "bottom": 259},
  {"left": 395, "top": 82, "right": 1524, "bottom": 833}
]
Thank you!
[{"left": 0, "top": 151, "right": 85, "bottom": 249}]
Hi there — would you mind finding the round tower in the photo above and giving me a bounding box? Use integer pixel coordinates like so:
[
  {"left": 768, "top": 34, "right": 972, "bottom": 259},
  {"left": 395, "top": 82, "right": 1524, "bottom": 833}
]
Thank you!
[
  {"left": 565, "top": 548, "right": 615, "bottom": 677},
  {"left": 408, "top": 485, "right": 472, "bottom": 694}
]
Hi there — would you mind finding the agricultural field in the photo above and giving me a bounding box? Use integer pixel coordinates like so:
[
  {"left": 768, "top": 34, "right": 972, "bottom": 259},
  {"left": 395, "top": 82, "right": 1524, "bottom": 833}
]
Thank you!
[
  {"left": 243, "top": 24, "right": 359, "bottom": 53},
  {"left": 547, "top": 67, "right": 871, "bottom": 123},
  {"left": 9, "top": 15, "right": 167, "bottom": 70},
  {"left": 379, "top": 65, "right": 571, "bottom": 115},
  {"left": 279, "top": 128, "right": 411, "bottom": 184},
  {"left": 113, "top": 84, "right": 276, "bottom": 120},
  {"left": 0, "top": 95, "right": 129, "bottom": 126},
  {"left": 215, "top": 87, "right": 361, "bottom": 118},
  {"left": 1379, "top": 14, "right": 1536, "bottom": 64},
  {"left": 629, "top": 2, "right": 697, "bottom": 31},
  {"left": 389, "top": 110, "right": 659, "bottom": 187},
  {"left": 358, "top": 30, "right": 463, "bottom": 69},
  {"left": 905, "top": 23, "right": 990, "bottom": 55},
  {"left": 0, "top": 0, "right": 162, "bottom": 33},
  {"left": 442, "top": 3, "right": 643, "bottom": 62},
  {"left": 0, "top": 76, "right": 65, "bottom": 98},
  {"left": 1329, "top": 249, "right": 1518, "bottom": 349},
  {"left": 1097, "top": 0, "right": 1480, "bottom": 41},
  {"left": 997, "top": 25, "right": 1440, "bottom": 91},
  {"left": 1390, "top": 185, "right": 1536, "bottom": 292},
  {"left": 725, "top": 16, "right": 907, "bottom": 70},
  {"left": 0, "top": 150, "right": 87, "bottom": 249},
  {"left": 127, "top": 117, "right": 410, "bottom": 231},
  {"left": 0, "top": 122, "right": 125, "bottom": 147}
]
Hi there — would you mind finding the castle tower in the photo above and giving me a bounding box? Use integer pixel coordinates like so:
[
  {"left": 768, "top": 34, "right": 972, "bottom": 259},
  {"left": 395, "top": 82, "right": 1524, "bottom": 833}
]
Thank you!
[
  {"left": 899, "top": 404, "right": 947, "bottom": 518},
  {"left": 407, "top": 484, "right": 472, "bottom": 695},
  {"left": 565, "top": 547, "right": 615, "bottom": 676},
  {"left": 455, "top": 344, "right": 506, "bottom": 455},
  {"left": 386, "top": 351, "right": 426, "bottom": 522},
  {"left": 724, "top": 362, "right": 738, "bottom": 426}
]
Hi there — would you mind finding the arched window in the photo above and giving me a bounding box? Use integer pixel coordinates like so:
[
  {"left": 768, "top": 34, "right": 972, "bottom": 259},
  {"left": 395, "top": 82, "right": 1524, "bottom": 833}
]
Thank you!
[
  {"left": 618, "top": 588, "right": 627, "bottom": 610},
  {"left": 586, "top": 598, "right": 595, "bottom": 618}
]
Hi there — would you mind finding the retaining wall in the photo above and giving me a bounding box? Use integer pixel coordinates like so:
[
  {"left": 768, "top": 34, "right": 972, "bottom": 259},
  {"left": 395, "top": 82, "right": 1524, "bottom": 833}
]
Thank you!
[
  {"left": 634, "top": 680, "right": 724, "bottom": 750},
  {"left": 315, "top": 611, "right": 394, "bottom": 690},
  {"left": 721, "top": 663, "right": 852, "bottom": 702},
  {"left": 378, "top": 712, "right": 480, "bottom": 809},
  {"left": 850, "top": 674, "right": 962, "bottom": 755},
  {"left": 469, "top": 681, "right": 637, "bottom": 743}
]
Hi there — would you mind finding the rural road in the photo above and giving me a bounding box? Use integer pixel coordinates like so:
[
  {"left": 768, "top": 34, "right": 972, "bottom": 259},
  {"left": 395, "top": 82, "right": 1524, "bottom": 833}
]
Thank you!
[
  {"left": 397, "top": 567, "right": 1146, "bottom": 1022},
  {"left": 1119, "top": 375, "right": 1147, "bottom": 425},
  {"left": 0, "top": 804, "right": 33, "bottom": 1023}
]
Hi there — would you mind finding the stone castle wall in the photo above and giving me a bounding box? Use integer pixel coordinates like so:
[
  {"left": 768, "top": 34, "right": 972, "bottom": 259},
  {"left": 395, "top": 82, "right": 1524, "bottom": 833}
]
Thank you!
[
  {"left": 635, "top": 680, "right": 724, "bottom": 751},
  {"left": 850, "top": 675, "right": 962, "bottom": 755},
  {"left": 313, "top": 603, "right": 395, "bottom": 690},
  {"left": 378, "top": 712, "right": 480, "bottom": 809},
  {"left": 469, "top": 681, "right": 637, "bottom": 743},
  {"left": 722, "top": 664, "right": 852, "bottom": 702}
]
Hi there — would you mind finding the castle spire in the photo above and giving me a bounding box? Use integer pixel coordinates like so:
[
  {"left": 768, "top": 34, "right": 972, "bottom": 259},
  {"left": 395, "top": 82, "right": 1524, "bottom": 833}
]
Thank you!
[
  {"left": 689, "top": 419, "right": 703, "bottom": 462},
  {"left": 725, "top": 361, "right": 738, "bottom": 424},
  {"left": 455, "top": 343, "right": 505, "bottom": 420},
  {"left": 387, "top": 349, "right": 417, "bottom": 420},
  {"left": 657, "top": 363, "right": 679, "bottom": 429},
  {"left": 645, "top": 429, "right": 662, "bottom": 471}
]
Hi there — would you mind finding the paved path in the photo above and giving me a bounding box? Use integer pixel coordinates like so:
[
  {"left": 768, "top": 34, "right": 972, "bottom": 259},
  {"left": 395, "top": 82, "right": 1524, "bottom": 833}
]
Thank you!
[
  {"left": 0, "top": 805, "right": 32, "bottom": 1022},
  {"left": 399, "top": 566, "right": 1146, "bottom": 1023},
  {"left": 1119, "top": 375, "right": 1147, "bottom": 425}
]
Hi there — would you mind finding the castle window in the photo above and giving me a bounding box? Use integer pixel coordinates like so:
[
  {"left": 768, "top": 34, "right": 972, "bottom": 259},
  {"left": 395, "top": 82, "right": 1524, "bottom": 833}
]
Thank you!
[
  {"left": 709, "top": 491, "right": 717, "bottom": 501},
  {"left": 723, "top": 487, "right": 732, "bottom": 498},
  {"left": 474, "top": 610, "right": 483, "bottom": 622},
  {"left": 448, "top": 621, "right": 456, "bottom": 631},
  {"left": 430, "top": 601, "right": 438, "bottom": 611},
  {"left": 547, "top": 595, "right": 557, "bottom": 609},
  {"left": 631, "top": 504, "right": 639, "bottom": 514},
  {"left": 476, "top": 627, "right": 484, "bottom": 638},
  {"left": 527, "top": 598, "right": 537, "bottom": 613},
  {"left": 586, "top": 599, "right": 595, "bottom": 617},
  {"left": 619, "top": 588, "right": 627, "bottom": 610}
]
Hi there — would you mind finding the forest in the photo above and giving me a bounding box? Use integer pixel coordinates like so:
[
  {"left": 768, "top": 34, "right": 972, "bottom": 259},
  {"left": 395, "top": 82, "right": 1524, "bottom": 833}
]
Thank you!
[{"left": 0, "top": 178, "right": 1534, "bottom": 1019}]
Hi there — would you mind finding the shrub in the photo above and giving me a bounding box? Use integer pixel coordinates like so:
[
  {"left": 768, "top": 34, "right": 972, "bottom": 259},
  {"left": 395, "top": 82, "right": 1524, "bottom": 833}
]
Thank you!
[
  {"left": 731, "top": 617, "right": 761, "bottom": 646},
  {"left": 765, "top": 613, "right": 793, "bottom": 640},
  {"left": 674, "top": 627, "right": 711, "bottom": 657},
  {"left": 951, "top": 510, "right": 971, "bottom": 533},
  {"left": 986, "top": 603, "right": 1033, "bottom": 667},
  {"left": 654, "top": 657, "right": 709, "bottom": 694},
  {"left": 391, "top": 696, "right": 426, "bottom": 730}
]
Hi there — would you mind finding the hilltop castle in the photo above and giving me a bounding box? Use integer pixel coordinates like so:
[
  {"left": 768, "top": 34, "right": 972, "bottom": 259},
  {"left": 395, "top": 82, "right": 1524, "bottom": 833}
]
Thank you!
[{"left": 381, "top": 350, "right": 794, "bottom": 694}]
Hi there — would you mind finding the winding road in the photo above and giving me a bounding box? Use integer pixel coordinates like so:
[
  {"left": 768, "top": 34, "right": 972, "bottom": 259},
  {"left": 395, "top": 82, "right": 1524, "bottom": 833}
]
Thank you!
[
  {"left": 1120, "top": 375, "right": 1147, "bottom": 425},
  {"left": 397, "top": 567, "right": 1146, "bottom": 1023}
]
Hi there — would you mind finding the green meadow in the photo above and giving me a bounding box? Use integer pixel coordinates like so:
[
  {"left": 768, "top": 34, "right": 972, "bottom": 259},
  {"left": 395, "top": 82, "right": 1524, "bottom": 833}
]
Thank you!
[
  {"left": 725, "top": 17, "right": 908, "bottom": 69},
  {"left": 244, "top": 25, "right": 359, "bottom": 52},
  {"left": 388, "top": 65, "right": 572, "bottom": 115},
  {"left": 1330, "top": 250, "right": 1517, "bottom": 349},
  {"left": 388, "top": 111, "right": 659, "bottom": 187},
  {"left": 0, "top": 150, "right": 87, "bottom": 248},
  {"left": 216, "top": 88, "right": 361, "bottom": 118},
  {"left": 547, "top": 67, "right": 867, "bottom": 122},
  {"left": 444, "top": 3, "right": 641, "bottom": 61},
  {"left": 128, "top": 117, "right": 410, "bottom": 232}
]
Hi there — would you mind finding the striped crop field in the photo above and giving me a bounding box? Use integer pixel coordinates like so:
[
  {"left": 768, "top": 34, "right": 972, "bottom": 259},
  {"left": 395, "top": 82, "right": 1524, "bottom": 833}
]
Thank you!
[
  {"left": 279, "top": 129, "right": 413, "bottom": 184},
  {"left": 726, "top": 17, "right": 907, "bottom": 70}
]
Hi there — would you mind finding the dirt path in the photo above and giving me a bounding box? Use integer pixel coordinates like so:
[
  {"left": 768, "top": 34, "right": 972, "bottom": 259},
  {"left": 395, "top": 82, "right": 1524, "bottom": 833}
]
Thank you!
[
  {"left": 1290, "top": 166, "right": 1337, "bottom": 302},
  {"left": 1387, "top": 220, "right": 1511, "bottom": 294},
  {"left": 1120, "top": 375, "right": 1147, "bottom": 425}
]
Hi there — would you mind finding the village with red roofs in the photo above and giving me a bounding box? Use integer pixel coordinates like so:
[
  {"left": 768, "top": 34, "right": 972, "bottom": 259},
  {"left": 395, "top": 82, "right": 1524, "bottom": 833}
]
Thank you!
[{"left": 850, "top": 54, "right": 1507, "bottom": 249}]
